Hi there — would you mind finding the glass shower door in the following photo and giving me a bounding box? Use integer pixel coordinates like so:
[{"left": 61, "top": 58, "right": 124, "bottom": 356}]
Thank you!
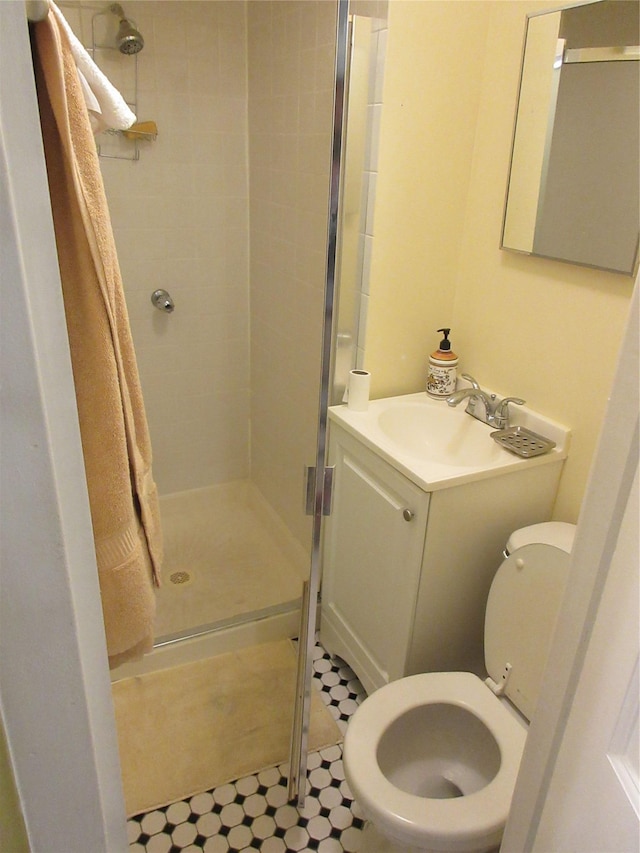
[{"left": 288, "top": 0, "right": 353, "bottom": 805}]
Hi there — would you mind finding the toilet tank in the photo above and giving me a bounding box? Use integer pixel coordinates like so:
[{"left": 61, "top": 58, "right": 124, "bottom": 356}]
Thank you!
[
  {"left": 504, "top": 521, "right": 577, "bottom": 556},
  {"left": 484, "top": 522, "right": 576, "bottom": 722}
]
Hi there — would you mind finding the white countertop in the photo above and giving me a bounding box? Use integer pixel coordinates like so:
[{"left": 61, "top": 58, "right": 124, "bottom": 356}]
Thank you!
[{"left": 329, "top": 392, "right": 570, "bottom": 492}]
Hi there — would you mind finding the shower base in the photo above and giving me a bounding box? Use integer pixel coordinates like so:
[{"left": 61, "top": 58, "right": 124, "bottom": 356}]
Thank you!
[{"left": 111, "top": 480, "right": 307, "bottom": 680}]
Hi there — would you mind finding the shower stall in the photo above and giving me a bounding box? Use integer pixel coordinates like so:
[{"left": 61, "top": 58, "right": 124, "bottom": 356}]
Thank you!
[{"left": 55, "top": 0, "right": 340, "bottom": 670}]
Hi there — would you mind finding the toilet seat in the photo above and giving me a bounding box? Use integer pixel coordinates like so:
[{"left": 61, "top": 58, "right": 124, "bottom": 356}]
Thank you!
[{"left": 344, "top": 671, "right": 527, "bottom": 852}]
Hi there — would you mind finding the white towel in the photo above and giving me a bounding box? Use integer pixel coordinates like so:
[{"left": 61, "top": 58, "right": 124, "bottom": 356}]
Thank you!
[{"left": 48, "top": 1, "right": 136, "bottom": 135}]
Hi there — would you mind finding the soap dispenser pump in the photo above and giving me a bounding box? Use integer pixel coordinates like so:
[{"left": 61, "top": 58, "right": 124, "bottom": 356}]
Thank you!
[{"left": 426, "top": 328, "right": 458, "bottom": 398}]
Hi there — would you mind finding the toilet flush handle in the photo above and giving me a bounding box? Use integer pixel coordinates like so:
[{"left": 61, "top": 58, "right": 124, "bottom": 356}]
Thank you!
[{"left": 485, "top": 663, "right": 513, "bottom": 696}]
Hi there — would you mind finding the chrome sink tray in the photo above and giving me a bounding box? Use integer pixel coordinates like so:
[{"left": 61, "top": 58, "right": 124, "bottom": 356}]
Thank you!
[{"left": 490, "top": 426, "right": 556, "bottom": 458}]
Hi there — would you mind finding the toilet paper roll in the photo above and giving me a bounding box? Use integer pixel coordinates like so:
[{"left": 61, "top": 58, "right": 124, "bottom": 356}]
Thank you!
[{"left": 348, "top": 369, "right": 371, "bottom": 411}]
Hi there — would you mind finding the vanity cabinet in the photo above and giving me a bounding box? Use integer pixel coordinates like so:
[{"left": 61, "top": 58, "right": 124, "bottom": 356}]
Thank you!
[{"left": 320, "top": 422, "right": 564, "bottom": 695}]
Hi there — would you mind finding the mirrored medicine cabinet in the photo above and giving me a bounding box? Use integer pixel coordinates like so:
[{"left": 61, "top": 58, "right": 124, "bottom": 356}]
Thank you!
[{"left": 501, "top": 0, "right": 640, "bottom": 276}]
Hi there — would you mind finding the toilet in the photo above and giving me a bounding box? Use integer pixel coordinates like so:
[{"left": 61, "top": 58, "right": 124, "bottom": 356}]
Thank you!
[{"left": 343, "top": 521, "right": 576, "bottom": 853}]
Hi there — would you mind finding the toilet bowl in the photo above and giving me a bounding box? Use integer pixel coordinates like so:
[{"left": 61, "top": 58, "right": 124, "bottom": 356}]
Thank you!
[
  {"left": 343, "top": 522, "right": 576, "bottom": 853},
  {"left": 345, "top": 671, "right": 527, "bottom": 852}
]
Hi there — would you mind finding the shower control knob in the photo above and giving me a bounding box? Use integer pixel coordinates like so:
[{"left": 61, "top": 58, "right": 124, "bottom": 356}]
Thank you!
[
  {"left": 402, "top": 509, "right": 414, "bottom": 522},
  {"left": 151, "top": 289, "right": 175, "bottom": 313}
]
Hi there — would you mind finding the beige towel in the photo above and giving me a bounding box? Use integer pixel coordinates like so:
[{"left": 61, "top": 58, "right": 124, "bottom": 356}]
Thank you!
[{"left": 32, "top": 11, "right": 162, "bottom": 667}]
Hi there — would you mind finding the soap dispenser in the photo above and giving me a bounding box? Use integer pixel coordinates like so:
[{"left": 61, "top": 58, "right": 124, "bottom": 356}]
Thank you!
[{"left": 426, "top": 328, "right": 458, "bottom": 398}]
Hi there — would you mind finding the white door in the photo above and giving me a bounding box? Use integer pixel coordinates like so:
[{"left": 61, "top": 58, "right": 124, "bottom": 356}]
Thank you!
[
  {"left": 503, "top": 281, "right": 639, "bottom": 853},
  {"left": 532, "top": 463, "right": 639, "bottom": 851},
  {"left": 0, "top": 4, "right": 127, "bottom": 850}
]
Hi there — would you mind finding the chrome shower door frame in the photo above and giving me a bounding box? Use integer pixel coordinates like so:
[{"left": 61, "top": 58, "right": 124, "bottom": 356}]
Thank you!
[{"left": 288, "top": 0, "right": 350, "bottom": 806}]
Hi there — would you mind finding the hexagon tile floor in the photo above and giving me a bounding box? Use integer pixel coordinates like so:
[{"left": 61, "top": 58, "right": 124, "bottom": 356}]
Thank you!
[{"left": 127, "top": 639, "right": 369, "bottom": 852}]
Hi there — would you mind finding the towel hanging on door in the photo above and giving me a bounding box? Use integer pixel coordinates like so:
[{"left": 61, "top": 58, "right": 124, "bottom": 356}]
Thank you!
[
  {"left": 31, "top": 5, "right": 163, "bottom": 668},
  {"left": 48, "top": 1, "right": 137, "bottom": 134}
]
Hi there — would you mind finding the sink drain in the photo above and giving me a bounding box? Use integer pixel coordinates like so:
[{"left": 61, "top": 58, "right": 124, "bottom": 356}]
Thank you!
[{"left": 169, "top": 570, "right": 193, "bottom": 587}]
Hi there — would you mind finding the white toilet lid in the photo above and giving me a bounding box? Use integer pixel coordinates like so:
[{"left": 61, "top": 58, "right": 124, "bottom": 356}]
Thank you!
[
  {"left": 485, "top": 543, "right": 572, "bottom": 721},
  {"left": 343, "top": 672, "right": 527, "bottom": 851}
]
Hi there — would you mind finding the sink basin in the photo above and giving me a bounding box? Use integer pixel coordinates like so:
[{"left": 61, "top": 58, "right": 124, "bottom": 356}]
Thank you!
[
  {"left": 377, "top": 400, "right": 504, "bottom": 467},
  {"left": 329, "top": 392, "right": 570, "bottom": 491}
]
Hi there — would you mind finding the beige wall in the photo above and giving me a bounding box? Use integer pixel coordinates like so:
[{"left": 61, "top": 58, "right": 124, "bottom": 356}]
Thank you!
[
  {"left": 366, "top": 0, "right": 635, "bottom": 522},
  {"left": 247, "top": 1, "right": 337, "bottom": 545},
  {"left": 366, "top": 0, "right": 492, "bottom": 393}
]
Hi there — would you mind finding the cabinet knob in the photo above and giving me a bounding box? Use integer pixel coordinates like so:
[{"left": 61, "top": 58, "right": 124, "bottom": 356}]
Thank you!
[{"left": 403, "top": 508, "right": 414, "bottom": 522}]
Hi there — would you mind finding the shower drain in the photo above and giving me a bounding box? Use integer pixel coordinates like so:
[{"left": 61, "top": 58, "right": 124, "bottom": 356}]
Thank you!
[{"left": 169, "top": 570, "right": 193, "bottom": 587}]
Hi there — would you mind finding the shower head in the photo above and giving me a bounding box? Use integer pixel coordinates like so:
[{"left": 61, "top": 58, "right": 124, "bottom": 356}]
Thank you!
[{"left": 110, "top": 3, "right": 144, "bottom": 55}]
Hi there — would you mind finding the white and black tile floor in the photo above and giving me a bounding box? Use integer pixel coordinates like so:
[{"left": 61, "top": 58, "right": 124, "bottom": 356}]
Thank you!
[{"left": 128, "top": 640, "right": 368, "bottom": 852}]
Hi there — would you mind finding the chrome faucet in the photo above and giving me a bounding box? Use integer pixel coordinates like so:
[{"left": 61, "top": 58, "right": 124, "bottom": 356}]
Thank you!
[{"left": 446, "top": 374, "right": 525, "bottom": 430}]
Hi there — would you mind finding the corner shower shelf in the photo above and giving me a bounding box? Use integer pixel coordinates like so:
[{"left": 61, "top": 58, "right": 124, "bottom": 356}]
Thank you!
[{"left": 90, "top": 8, "right": 156, "bottom": 161}]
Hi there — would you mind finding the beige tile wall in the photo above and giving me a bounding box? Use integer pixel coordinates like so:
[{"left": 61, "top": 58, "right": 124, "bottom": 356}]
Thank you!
[
  {"left": 66, "top": 1, "right": 251, "bottom": 496},
  {"left": 247, "top": 1, "right": 337, "bottom": 547},
  {"left": 354, "top": 14, "right": 388, "bottom": 368}
]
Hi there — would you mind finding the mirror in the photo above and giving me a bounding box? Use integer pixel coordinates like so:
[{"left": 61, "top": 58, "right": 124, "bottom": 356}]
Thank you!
[{"left": 501, "top": 0, "right": 640, "bottom": 276}]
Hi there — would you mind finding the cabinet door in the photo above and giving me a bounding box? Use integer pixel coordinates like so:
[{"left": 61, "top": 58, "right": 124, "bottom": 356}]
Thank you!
[{"left": 321, "top": 429, "right": 429, "bottom": 693}]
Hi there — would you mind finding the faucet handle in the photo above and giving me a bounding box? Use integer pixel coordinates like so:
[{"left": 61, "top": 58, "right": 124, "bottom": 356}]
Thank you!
[
  {"left": 495, "top": 396, "right": 525, "bottom": 428},
  {"left": 498, "top": 396, "right": 526, "bottom": 410},
  {"left": 461, "top": 373, "right": 481, "bottom": 390}
]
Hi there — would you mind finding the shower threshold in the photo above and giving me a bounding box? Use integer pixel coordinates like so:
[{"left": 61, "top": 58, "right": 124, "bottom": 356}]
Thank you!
[
  {"left": 111, "top": 598, "right": 303, "bottom": 682},
  {"left": 154, "top": 598, "right": 302, "bottom": 649}
]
